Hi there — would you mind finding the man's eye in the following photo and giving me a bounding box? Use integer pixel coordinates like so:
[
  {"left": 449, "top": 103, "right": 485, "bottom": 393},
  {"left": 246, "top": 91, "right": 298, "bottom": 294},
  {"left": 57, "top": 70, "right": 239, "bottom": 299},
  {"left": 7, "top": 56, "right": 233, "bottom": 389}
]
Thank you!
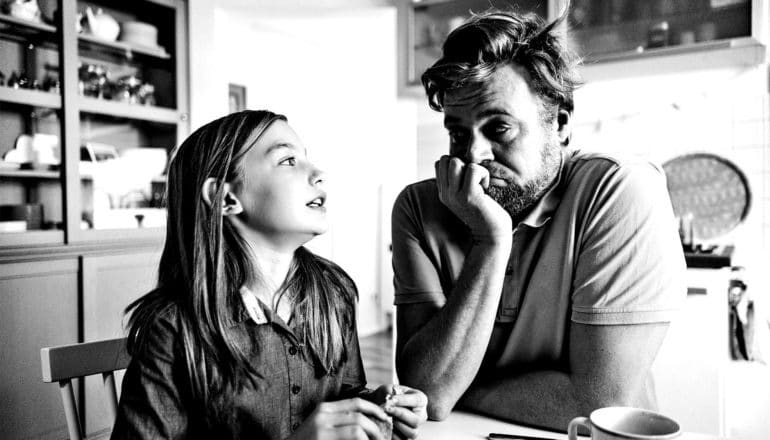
[
  {"left": 447, "top": 130, "right": 467, "bottom": 144},
  {"left": 279, "top": 157, "right": 296, "bottom": 166}
]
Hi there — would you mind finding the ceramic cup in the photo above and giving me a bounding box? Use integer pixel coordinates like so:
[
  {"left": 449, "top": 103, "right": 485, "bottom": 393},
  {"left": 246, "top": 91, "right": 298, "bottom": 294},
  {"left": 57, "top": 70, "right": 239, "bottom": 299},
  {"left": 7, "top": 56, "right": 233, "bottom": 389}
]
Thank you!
[{"left": 568, "top": 407, "right": 681, "bottom": 440}]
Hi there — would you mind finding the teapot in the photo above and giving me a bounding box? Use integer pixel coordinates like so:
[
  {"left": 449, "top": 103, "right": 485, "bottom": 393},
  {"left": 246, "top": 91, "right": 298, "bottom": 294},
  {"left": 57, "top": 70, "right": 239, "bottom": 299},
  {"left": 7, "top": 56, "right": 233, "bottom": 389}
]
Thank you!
[{"left": 84, "top": 7, "right": 120, "bottom": 41}]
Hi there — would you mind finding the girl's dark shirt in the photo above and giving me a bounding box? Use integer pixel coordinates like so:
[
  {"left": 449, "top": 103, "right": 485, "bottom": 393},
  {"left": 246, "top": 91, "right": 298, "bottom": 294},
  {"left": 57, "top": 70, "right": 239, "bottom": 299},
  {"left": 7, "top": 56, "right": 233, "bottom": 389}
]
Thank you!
[{"left": 110, "top": 298, "right": 367, "bottom": 440}]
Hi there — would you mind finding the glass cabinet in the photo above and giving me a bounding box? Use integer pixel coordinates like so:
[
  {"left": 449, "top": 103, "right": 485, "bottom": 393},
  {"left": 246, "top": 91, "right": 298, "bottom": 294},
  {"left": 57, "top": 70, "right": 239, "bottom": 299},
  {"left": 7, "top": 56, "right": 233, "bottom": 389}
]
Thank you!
[
  {"left": 568, "top": 0, "right": 759, "bottom": 61},
  {"left": 404, "top": 0, "right": 549, "bottom": 86},
  {"left": 0, "top": 0, "right": 64, "bottom": 245},
  {"left": 0, "top": 0, "right": 188, "bottom": 247},
  {"left": 397, "top": 0, "right": 765, "bottom": 93}
]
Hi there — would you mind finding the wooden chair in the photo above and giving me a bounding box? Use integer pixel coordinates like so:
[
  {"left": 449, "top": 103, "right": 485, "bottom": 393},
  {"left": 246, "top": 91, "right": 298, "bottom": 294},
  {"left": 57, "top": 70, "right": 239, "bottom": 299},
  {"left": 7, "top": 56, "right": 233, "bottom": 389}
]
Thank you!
[{"left": 41, "top": 338, "right": 131, "bottom": 440}]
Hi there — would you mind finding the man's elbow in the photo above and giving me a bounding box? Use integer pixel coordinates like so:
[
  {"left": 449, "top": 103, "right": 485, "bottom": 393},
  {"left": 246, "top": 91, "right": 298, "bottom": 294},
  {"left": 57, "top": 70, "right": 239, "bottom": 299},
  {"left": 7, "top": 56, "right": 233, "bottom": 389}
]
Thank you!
[
  {"left": 578, "top": 386, "right": 638, "bottom": 415},
  {"left": 396, "top": 368, "right": 455, "bottom": 420},
  {"left": 427, "top": 398, "right": 453, "bottom": 421}
]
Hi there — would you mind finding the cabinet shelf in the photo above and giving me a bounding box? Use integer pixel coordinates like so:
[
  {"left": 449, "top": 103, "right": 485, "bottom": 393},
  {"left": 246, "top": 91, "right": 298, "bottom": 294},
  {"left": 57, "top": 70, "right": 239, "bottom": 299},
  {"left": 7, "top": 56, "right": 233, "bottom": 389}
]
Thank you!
[
  {"left": 79, "top": 97, "right": 179, "bottom": 124},
  {"left": 78, "top": 34, "right": 171, "bottom": 60},
  {"left": 0, "top": 87, "right": 61, "bottom": 108},
  {"left": 580, "top": 37, "right": 765, "bottom": 65},
  {"left": 0, "top": 169, "right": 59, "bottom": 180},
  {"left": 0, "top": 169, "right": 166, "bottom": 182},
  {"left": 0, "top": 13, "right": 56, "bottom": 35}
]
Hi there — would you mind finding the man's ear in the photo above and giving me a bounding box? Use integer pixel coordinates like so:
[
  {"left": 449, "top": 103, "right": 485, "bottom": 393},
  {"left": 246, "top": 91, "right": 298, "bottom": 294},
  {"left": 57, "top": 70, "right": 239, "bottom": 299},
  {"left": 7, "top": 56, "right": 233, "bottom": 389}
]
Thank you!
[
  {"left": 201, "top": 177, "right": 244, "bottom": 216},
  {"left": 556, "top": 109, "right": 572, "bottom": 146}
]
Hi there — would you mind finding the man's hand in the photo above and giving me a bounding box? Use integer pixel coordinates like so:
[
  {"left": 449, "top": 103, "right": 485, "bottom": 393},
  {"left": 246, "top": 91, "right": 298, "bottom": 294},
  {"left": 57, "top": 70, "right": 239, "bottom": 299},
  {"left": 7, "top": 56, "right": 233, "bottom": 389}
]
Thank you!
[{"left": 435, "top": 155, "right": 512, "bottom": 240}]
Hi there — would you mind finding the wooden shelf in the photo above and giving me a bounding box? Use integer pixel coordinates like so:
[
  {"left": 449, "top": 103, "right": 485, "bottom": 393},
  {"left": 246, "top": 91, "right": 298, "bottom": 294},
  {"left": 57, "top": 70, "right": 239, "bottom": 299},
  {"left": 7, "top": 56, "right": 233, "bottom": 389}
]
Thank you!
[
  {"left": 0, "top": 169, "right": 59, "bottom": 179},
  {"left": 0, "top": 87, "right": 61, "bottom": 108},
  {"left": 0, "top": 169, "right": 166, "bottom": 182},
  {"left": 78, "top": 34, "right": 171, "bottom": 60},
  {"left": 0, "top": 13, "right": 56, "bottom": 34},
  {"left": 0, "top": 230, "right": 64, "bottom": 247},
  {"left": 580, "top": 37, "right": 765, "bottom": 68},
  {"left": 79, "top": 97, "right": 179, "bottom": 124}
]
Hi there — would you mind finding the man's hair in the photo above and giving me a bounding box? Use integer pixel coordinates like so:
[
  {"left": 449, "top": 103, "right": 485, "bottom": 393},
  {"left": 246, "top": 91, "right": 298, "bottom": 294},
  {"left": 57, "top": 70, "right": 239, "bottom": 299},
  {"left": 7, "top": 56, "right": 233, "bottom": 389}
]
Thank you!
[{"left": 422, "top": 6, "right": 581, "bottom": 117}]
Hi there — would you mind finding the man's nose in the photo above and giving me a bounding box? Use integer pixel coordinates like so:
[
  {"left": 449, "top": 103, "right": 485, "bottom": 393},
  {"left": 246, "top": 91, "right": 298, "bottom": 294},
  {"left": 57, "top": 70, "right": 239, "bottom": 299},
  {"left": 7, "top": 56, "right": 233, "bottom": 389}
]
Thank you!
[{"left": 464, "top": 135, "right": 494, "bottom": 164}]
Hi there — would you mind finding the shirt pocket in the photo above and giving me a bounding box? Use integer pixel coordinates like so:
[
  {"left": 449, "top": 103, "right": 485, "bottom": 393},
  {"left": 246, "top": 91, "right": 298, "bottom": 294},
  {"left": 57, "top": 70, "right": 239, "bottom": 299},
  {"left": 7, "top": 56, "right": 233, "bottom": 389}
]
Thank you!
[{"left": 496, "top": 271, "right": 521, "bottom": 323}]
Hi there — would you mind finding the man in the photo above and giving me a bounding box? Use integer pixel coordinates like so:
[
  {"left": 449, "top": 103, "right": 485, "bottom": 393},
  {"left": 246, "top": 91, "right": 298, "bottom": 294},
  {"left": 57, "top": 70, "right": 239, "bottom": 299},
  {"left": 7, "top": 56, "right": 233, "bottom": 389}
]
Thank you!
[{"left": 391, "top": 8, "right": 686, "bottom": 431}]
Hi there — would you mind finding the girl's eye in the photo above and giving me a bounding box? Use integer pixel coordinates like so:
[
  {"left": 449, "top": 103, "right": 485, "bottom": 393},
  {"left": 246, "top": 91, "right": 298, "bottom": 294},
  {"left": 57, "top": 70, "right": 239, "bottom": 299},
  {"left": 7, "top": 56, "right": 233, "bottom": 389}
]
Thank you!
[{"left": 279, "top": 157, "right": 296, "bottom": 166}]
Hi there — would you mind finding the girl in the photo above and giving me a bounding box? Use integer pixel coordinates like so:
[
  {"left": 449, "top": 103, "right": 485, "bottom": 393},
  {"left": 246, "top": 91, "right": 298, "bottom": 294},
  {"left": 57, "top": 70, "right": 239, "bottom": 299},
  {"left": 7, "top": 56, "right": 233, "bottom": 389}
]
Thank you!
[{"left": 111, "top": 110, "right": 427, "bottom": 439}]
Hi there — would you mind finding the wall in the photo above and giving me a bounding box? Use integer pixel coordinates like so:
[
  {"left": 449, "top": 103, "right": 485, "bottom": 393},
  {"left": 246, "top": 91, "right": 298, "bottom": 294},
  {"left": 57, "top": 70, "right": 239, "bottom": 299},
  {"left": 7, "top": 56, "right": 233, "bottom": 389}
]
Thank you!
[
  {"left": 573, "top": 54, "right": 770, "bottom": 267},
  {"left": 189, "top": 2, "right": 417, "bottom": 336}
]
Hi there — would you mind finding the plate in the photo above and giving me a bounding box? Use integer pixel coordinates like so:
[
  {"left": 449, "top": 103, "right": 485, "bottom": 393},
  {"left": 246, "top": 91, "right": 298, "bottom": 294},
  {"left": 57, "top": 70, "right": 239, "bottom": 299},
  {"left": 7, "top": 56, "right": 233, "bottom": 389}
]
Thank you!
[{"left": 662, "top": 153, "right": 751, "bottom": 241}]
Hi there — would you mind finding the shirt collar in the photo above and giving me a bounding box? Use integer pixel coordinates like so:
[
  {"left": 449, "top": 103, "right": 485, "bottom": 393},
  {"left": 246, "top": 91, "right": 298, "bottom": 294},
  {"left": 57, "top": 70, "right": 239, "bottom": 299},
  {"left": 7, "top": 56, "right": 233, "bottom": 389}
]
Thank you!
[
  {"left": 236, "top": 286, "right": 270, "bottom": 325},
  {"left": 518, "top": 148, "right": 569, "bottom": 229}
]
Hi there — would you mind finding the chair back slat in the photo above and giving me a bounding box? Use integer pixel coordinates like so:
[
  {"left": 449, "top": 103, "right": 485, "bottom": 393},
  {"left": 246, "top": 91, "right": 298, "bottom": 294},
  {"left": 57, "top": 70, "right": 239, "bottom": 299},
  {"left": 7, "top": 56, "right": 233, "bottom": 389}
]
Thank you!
[
  {"left": 59, "top": 379, "right": 83, "bottom": 440},
  {"left": 103, "top": 372, "right": 119, "bottom": 421},
  {"left": 41, "top": 337, "right": 130, "bottom": 382}
]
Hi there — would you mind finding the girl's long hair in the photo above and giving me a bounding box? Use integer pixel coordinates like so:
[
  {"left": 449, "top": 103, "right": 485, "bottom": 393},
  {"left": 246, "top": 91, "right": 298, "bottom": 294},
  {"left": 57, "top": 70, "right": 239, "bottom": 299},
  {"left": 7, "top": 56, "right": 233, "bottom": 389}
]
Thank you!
[{"left": 124, "top": 110, "right": 357, "bottom": 409}]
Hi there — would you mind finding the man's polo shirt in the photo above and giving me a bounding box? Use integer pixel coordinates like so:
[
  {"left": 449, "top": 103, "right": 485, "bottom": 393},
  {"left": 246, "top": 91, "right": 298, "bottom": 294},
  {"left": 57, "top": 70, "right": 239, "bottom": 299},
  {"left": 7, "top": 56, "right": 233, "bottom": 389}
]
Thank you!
[{"left": 391, "top": 148, "right": 686, "bottom": 374}]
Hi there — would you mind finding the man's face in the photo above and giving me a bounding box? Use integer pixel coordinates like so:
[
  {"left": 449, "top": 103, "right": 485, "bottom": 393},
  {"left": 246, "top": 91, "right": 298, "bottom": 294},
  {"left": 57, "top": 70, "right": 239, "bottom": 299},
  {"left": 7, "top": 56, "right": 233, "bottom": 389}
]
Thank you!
[{"left": 442, "top": 64, "right": 564, "bottom": 220}]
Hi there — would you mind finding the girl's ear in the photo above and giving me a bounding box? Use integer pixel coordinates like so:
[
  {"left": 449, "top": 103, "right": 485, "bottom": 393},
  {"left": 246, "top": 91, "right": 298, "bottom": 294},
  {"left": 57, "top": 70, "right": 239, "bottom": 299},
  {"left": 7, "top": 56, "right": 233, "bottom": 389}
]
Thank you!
[{"left": 201, "top": 178, "right": 244, "bottom": 216}]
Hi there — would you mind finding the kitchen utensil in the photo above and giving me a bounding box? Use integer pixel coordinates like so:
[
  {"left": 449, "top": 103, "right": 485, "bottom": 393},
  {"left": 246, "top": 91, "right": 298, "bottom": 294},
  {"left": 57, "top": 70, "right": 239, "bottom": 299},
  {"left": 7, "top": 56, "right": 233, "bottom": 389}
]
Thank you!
[
  {"left": 119, "top": 148, "right": 167, "bottom": 178},
  {"left": 662, "top": 153, "right": 751, "bottom": 241},
  {"left": 84, "top": 7, "right": 120, "bottom": 41},
  {"left": 568, "top": 407, "right": 680, "bottom": 440},
  {"left": 0, "top": 203, "right": 43, "bottom": 229},
  {"left": 7, "top": 0, "right": 41, "bottom": 22},
  {"left": 0, "top": 221, "right": 27, "bottom": 232},
  {"left": 119, "top": 21, "right": 159, "bottom": 48}
]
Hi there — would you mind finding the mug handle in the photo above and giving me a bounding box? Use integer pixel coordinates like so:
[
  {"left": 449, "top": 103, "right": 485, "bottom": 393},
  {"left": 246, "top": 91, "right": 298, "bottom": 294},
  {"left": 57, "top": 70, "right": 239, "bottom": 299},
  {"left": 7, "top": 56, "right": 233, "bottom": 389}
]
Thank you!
[{"left": 568, "top": 416, "right": 590, "bottom": 440}]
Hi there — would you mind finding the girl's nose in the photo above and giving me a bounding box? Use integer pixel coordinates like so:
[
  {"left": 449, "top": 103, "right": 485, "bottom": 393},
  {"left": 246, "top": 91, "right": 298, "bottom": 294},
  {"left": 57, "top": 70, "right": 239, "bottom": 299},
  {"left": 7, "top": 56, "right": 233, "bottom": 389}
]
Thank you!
[{"left": 310, "top": 166, "right": 326, "bottom": 187}]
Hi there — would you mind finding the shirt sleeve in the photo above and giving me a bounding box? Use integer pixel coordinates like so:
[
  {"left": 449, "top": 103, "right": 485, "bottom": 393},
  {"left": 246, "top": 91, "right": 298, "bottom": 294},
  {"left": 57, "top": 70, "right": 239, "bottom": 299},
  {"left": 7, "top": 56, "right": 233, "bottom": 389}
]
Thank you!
[
  {"left": 571, "top": 161, "right": 687, "bottom": 325},
  {"left": 391, "top": 185, "right": 447, "bottom": 306},
  {"left": 339, "top": 316, "right": 369, "bottom": 399},
  {"left": 111, "top": 312, "right": 188, "bottom": 440}
]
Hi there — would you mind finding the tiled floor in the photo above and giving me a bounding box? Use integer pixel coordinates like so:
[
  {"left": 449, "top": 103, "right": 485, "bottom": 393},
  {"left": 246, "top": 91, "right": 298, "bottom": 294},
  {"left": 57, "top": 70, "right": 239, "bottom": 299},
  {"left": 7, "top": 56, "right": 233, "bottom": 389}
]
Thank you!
[{"left": 359, "top": 327, "right": 394, "bottom": 386}]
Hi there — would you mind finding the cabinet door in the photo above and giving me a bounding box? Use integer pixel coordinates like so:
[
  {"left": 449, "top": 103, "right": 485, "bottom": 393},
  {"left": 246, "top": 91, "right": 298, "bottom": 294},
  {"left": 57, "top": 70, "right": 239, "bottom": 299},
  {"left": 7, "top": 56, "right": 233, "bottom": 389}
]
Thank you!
[
  {"left": 81, "top": 249, "right": 161, "bottom": 436},
  {"left": 568, "top": 0, "right": 756, "bottom": 62},
  {"left": 651, "top": 268, "right": 730, "bottom": 437},
  {"left": 0, "top": 259, "right": 78, "bottom": 440},
  {"left": 0, "top": 0, "right": 66, "bottom": 247}
]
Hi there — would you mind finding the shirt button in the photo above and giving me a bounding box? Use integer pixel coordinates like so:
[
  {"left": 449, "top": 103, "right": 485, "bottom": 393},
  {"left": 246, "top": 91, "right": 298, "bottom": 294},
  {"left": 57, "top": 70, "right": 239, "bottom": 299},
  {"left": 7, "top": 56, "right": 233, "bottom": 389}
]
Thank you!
[
  {"left": 291, "top": 385, "right": 301, "bottom": 395},
  {"left": 288, "top": 345, "right": 298, "bottom": 355}
]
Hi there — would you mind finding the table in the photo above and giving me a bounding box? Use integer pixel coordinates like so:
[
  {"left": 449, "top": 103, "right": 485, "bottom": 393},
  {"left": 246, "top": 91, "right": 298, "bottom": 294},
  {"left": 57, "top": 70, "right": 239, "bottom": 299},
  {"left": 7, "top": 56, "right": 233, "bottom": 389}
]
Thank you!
[{"left": 418, "top": 411, "right": 725, "bottom": 440}]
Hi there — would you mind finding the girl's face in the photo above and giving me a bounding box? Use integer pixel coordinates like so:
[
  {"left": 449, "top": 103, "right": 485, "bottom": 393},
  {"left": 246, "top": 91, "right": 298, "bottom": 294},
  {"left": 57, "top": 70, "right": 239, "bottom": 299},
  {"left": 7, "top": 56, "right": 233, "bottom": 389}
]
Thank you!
[{"left": 232, "top": 120, "right": 328, "bottom": 247}]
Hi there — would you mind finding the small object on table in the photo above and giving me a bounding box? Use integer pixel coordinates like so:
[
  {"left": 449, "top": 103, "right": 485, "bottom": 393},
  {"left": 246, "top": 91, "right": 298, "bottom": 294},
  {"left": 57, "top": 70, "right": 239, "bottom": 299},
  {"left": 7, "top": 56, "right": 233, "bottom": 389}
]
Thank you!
[
  {"left": 697, "top": 21, "right": 717, "bottom": 42},
  {"left": 488, "top": 434, "right": 558, "bottom": 440},
  {"left": 647, "top": 21, "right": 669, "bottom": 48},
  {"left": 368, "top": 387, "right": 400, "bottom": 439}
]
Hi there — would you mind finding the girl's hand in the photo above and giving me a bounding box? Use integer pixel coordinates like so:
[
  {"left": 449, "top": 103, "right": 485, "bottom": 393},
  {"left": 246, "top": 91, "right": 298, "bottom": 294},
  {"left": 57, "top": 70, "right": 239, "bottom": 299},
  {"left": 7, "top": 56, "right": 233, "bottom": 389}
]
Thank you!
[
  {"left": 288, "top": 398, "right": 389, "bottom": 440},
  {"left": 372, "top": 385, "right": 428, "bottom": 440}
]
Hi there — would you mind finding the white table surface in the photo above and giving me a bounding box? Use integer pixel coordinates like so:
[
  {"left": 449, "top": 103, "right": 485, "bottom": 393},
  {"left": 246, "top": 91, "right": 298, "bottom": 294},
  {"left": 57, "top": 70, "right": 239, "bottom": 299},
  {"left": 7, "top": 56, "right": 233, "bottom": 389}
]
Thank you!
[{"left": 418, "top": 411, "right": 725, "bottom": 440}]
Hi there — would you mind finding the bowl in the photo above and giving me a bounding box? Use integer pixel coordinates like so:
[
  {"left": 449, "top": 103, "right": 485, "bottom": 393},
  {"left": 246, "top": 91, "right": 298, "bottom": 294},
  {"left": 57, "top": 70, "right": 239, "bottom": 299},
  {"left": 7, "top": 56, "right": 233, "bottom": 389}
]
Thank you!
[{"left": 119, "top": 21, "right": 159, "bottom": 48}]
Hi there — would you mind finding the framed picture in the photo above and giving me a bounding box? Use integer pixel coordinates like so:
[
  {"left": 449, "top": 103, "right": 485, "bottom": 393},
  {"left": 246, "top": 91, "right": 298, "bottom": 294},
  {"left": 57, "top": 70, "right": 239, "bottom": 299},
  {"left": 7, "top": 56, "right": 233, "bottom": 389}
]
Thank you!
[{"left": 228, "top": 83, "right": 247, "bottom": 113}]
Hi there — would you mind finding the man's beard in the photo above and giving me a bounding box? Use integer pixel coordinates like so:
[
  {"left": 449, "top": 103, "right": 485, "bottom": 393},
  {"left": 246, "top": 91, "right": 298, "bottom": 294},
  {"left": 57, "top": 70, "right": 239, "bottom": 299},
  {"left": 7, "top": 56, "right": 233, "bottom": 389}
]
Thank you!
[{"left": 485, "top": 140, "right": 562, "bottom": 221}]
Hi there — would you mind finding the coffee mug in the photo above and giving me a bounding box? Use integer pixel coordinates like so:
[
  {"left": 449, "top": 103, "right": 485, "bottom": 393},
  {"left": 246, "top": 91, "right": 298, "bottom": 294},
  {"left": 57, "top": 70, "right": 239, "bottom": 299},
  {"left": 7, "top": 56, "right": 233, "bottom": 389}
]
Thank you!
[{"left": 568, "top": 407, "right": 681, "bottom": 440}]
